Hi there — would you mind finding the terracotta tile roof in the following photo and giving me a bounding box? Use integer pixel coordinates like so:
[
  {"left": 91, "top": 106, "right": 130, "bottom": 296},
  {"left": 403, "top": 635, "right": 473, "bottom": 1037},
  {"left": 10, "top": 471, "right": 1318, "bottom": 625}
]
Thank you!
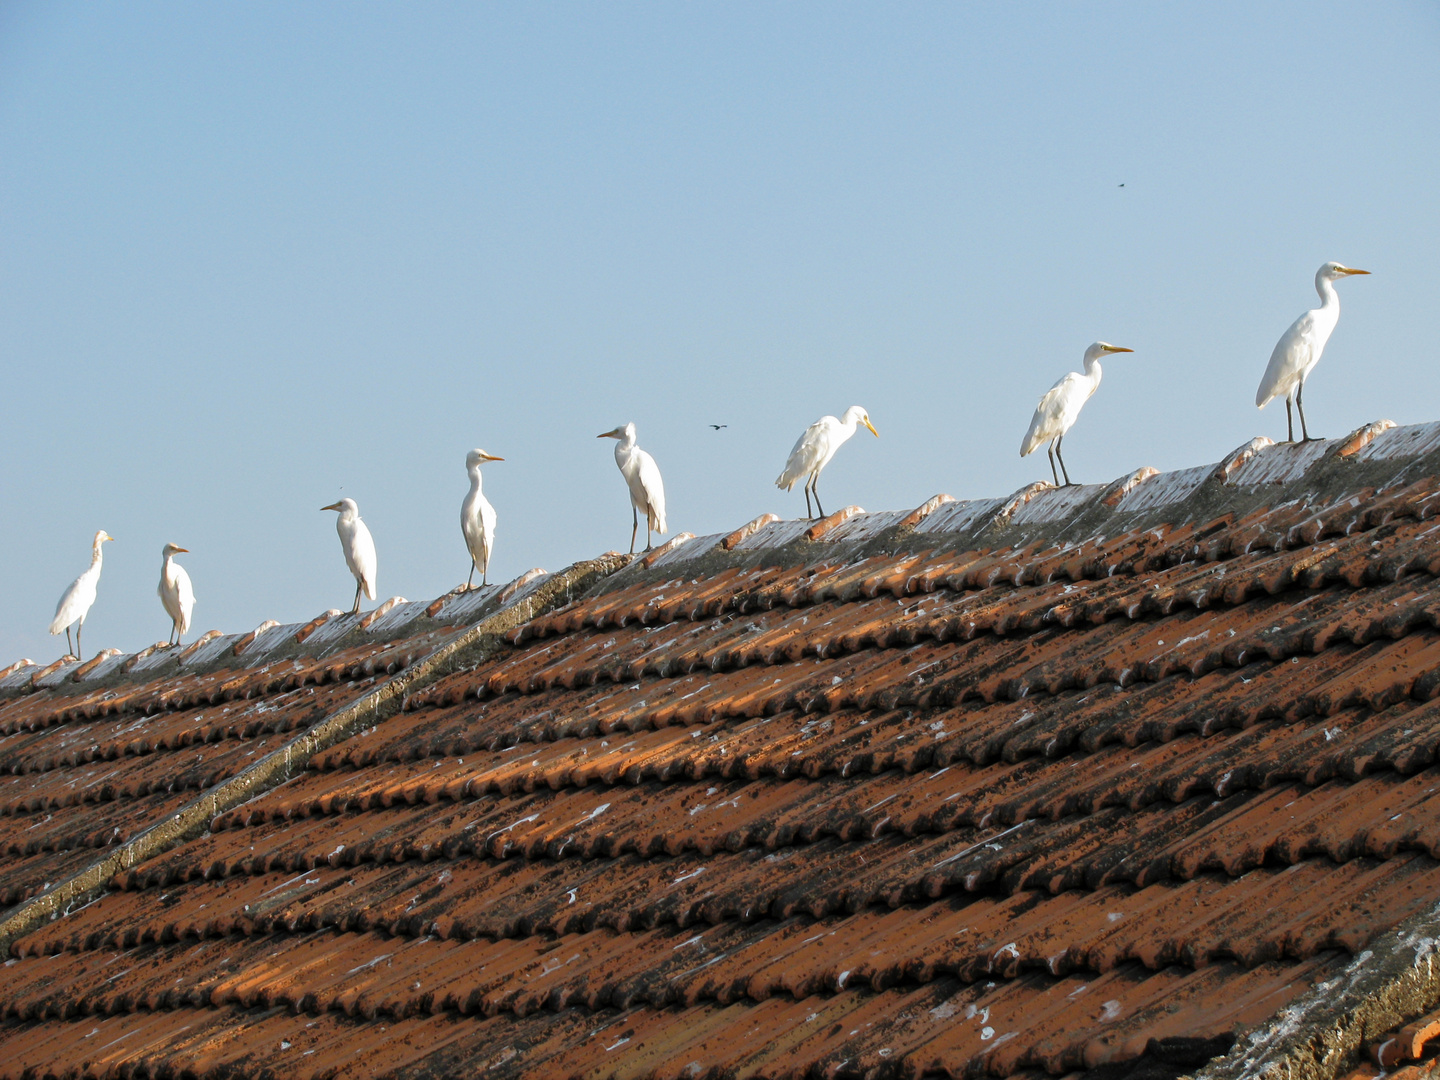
[{"left": 9, "top": 424, "right": 1440, "bottom": 1078}]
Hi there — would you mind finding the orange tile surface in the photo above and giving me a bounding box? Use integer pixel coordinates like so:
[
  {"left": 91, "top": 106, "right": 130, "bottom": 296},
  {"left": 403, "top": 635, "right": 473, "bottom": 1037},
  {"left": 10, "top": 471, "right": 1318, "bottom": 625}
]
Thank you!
[{"left": 9, "top": 459, "right": 1440, "bottom": 1078}]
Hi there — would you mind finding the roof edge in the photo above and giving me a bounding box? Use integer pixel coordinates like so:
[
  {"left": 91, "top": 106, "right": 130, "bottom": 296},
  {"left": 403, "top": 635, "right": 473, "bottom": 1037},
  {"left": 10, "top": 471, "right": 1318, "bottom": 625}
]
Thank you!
[
  {"left": 0, "top": 552, "right": 629, "bottom": 957},
  {"left": 1194, "top": 899, "right": 1440, "bottom": 1080}
]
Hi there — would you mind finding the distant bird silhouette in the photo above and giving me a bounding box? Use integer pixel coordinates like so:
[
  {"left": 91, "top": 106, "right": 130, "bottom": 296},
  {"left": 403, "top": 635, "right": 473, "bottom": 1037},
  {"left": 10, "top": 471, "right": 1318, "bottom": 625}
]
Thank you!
[
  {"left": 1118, "top": 183, "right": 1125, "bottom": 187},
  {"left": 710, "top": 424, "right": 727, "bottom": 430}
]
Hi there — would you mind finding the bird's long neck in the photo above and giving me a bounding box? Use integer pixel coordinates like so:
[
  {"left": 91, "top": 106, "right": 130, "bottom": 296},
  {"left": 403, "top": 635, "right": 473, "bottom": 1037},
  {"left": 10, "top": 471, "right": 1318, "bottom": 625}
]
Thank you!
[
  {"left": 91, "top": 542, "right": 105, "bottom": 569},
  {"left": 1083, "top": 357, "right": 1103, "bottom": 388},
  {"left": 467, "top": 466, "right": 484, "bottom": 495},
  {"left": 1315, "top": 273, "right": 1340, "bottom": 315}
]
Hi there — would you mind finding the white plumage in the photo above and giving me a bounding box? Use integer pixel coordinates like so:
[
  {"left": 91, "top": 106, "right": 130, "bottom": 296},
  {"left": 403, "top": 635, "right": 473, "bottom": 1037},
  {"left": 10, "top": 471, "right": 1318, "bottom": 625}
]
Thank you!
[
  {"left": 775, "top": 405, "right": 878, "bottom": 519},
  {"left": 157, "top": 542, "right": 195, "bottom": 646},
  {"left": 321, "top": 498, "right": 378, "bottom": 613},
  {"left": 1255, "top": 262, "right": 1370, "bottom": 442},
  {"left": 49, "top": 530, "right": 114, "bottom": 659},
  {"left": 598, "top": 422, "right": 667, "bottom": 553},
  {"left": 461, "top": 449, "right": 504, "bottom": 588},
  {"left": 1020, "top": 342, "right": 1134, "bottom": 487}
]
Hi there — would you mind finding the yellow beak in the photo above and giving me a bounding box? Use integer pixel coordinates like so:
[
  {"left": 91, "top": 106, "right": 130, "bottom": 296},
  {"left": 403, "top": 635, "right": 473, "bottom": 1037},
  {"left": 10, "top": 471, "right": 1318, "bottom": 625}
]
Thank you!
[
  {"left": 485, "top": 454, "right": 505, "bottom": 461},
  {"left": 175, "top": 547, "right": 189, "bottom": 554},
  {"left": 320, "top": 502, "right": 343, "bottom": 511},
  {"left": 864, "top": 419, "right": 879, "bottom": 437},
  {"left": 1340, "top": 267, "right": 1371, "bottom": 275},
  {"left": 1104, "top": 346, "right": 1135, "bottom": 354}
]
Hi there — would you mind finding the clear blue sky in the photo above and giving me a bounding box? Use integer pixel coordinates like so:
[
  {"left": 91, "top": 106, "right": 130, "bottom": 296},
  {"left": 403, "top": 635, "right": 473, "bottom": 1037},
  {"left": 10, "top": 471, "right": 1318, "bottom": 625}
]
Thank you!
[{"left": 2, "top": 2, "right": 1438, "bottom": 664}]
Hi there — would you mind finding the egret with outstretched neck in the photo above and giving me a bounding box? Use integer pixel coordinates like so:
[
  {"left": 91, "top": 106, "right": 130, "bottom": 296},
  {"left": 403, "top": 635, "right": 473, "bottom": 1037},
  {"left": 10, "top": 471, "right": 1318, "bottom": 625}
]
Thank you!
[
  {"left": 1256, "top": 262, "right": 1370, "bottom": 442},
  {"left": 598, "top": 422, "right": 667, "bottom": 553},
  {"left": 321, "top": 498, "right": 377, "bottom": 613},
  {"left": 157, "top": 542, "right": 195, "bottom": 646},
  {"left": 49, "top": 530, "right": 114, "bottom": 659},
  {"left": 1021, "top": 342, "right": 1135, "bottom": 487},
  {"left": 461, "top": 449, "right": 504, "bottom": 588},
  {"left": 775, "top": 406, "right": 878, "bottom": 519}
]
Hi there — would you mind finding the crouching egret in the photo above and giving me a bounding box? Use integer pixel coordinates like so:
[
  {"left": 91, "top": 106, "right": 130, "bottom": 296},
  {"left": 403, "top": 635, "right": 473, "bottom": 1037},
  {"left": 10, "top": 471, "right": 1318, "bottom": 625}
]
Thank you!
[
  {"left": 158, "top": 542, "right": 195, "bottom": 646},
  {"left": 461, "top": 449, "right": 504, "bottom": 588},
  {"left": 49, "top": 530, "right": 114, "bottom": 659},
  {"left": 775, "top": 406, "right": 878, "bottom": 519},
  {"left": 321, "top": 498, "right": 377, "bottom": 613},
  {"left": 1256, "top": 262, "right": 1370, "bottom": 442},
  {"left": 598, "top": 422, "right": 667, "bottom": 553},
  {"left": 1021, "top": 342, "right": 1135, "bottom": 487}
]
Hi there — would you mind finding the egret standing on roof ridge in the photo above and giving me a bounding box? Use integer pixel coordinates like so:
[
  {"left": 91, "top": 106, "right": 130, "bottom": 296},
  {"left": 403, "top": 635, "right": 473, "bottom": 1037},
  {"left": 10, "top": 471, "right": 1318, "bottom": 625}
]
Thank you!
[
  {"left": 1255, "top": 262, "right": 1371, "bottom": 443},
  {"left": 598, "top": 422, "right": 667, "bottom": 553},
  {"left": 321, "top": 498, "right": 377, "bottom": 613},
  {"left": 775, "top": 406, "right": 878, "bottom": 519},
  {"left": 157, "top": 542, "right": 195, "bottom": 647},
  {"left": 461, "top": 449, "right": 504, "bottom": 588},
  {"left": 49, "top": 530, "right": 114, "bottom": 659},
  {"left": 1020, "top": 342, "right": 1135, "bottom": 487}
]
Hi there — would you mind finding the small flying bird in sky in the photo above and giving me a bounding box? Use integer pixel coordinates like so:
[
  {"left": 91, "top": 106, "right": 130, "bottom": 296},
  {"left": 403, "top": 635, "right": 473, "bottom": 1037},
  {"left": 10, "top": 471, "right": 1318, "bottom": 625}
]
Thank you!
[
  {"left": 710, "top": 424, "right": 727, "bottom": 430},
  {"left": 157, "top": 542, "right": 195, "bottom": 646},
  {"left": 321, "top": 498, "right": 377, "bottom": 613},
  {"left": 1021, "top": 342, "right": 1135, "bottom": 487},
  {"left": 49, "top": 530, "right": 114, "bottom": 659},
  {"left": 1255, "top": 261, "right": 1371, "bottom": 442},
  {"left": 775, "top": 406, "right": 878, "bottom": 519},
  {"left": 598, "top": 422, "right": 667, "bottom": 553},
  {"left": 461, "top": 448, "right": 504, "bottom": 588}
]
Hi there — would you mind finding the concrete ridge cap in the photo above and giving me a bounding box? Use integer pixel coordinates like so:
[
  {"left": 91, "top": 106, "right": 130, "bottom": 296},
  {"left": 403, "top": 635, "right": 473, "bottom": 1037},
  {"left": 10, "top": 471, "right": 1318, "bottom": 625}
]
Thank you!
[
  {"left": 1194, "top": 898, "right": 1440, "bottom": 1080},
  {"left": 0, "top": 551, "right": 629, "bottom": 957}
]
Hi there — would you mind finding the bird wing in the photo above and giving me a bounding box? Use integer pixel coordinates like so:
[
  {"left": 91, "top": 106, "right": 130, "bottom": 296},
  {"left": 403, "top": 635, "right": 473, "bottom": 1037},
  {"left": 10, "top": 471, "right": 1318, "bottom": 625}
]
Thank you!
[
  {"left": 1256, "top": 310, "right": 1316, "bottom": 407},
  {"left": 635, "top": 449, "right": 667, "bottom": 533},
  {"left": 775, "top": 418, "right": 834, "bottom": 489},
  {"left": 49, "top": 575, "right": 87, "bottom": 633},
  {"left": 1020, "top": 375, "right": 1082, "bottom": 456},
  {"left": 353, "top": 521, "right": 379, "bottom": 600}
]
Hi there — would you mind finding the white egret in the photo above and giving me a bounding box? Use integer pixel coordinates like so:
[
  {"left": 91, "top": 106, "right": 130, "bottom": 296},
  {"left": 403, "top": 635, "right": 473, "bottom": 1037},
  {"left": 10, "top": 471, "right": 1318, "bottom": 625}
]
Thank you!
[
  {"left": 461, "top": 449, "right": 504, "bottom": 588},
  {"left": 321, "top": 498, "right": 377, "bottom": 613},
  {"left": 1020, "top": 342, "right": 1135, "bottom": 487},
  {"left": 49, "top": 530, "right": 114, "bottom": 659},
  {"left": 775, "top": 406, "right": 878, "bottom": 519},
  {"left": 598, "top": 422, "right": 667, "bottom": 553},
  {"left": 1255, "top": 262, "right": 1370, "bottom": 442},
  {"left": 157, "top": 542, "right": 195, "bottom": 646}
]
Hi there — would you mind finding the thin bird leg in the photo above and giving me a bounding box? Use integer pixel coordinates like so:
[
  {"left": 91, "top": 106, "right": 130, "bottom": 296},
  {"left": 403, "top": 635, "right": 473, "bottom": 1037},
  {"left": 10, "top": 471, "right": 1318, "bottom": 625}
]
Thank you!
[
  {"left": 467, "top": 559, "right": 476, "bottom": 590},
  {"left": 1285, "top": 398, "right": 1295, "bottom": 443},
  {"left": 1047, "top": 443, "right": 1060, "bottom": 488},
  {"left": 352, "top": 581, "right": 362, "bottom": 615},
  {"left": 1056, "top": 435, "right": 1073, "bottom": 486},
  {"left": 76, "top": 623, "right": 83, "bottom": 662},
  {"left": 812, "top": 476, "right": 826, "bottom": 519},
  {"left": 803, "top": 483, "right": 813, "bottom": 520},
  {"left": 65, "top": 626, "right": 73, "bottom": 658},
  {"left": 646, "top": 520, "right": 653, "bottom": 552},
  {"left": 630, "top": 506, "right": 639, "bottom": 555},
  {"left": 481, "top": 554, "right": 488, "bottom": 587},
  {"left": 1297, "top": 380, "right": 1313, "bottom": 442}
]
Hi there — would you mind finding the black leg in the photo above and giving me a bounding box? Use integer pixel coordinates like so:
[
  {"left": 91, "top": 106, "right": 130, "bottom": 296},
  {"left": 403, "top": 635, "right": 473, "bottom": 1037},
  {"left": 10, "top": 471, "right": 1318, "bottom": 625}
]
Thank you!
[
  {"left": 1284, "top": 398, "right": 1294, "bottom": 443},
  {"left": 630, "top": 506, "right": 638, "bottom": 555},
  {"left": 1047, "top": 443, "right": 1059, "bottom": 487},
  {"left": 646, "top": 521, "right": 653, "bottom": 551},
  {"left": 803, "top": 483, "right": 812, "bottom": 520},
  {"left": 481, "top": 553, "right": 488, "bottom": 587},
  {"left": 76, "top": 623, "right": 82, "bottom": 661},
  {"left": 66, "top": 627, "right": 73, "bottom": 658},
  {"left": 467, "top": 559, "right": 475, "bottom": 590},
  {"left": 352, "top": 581, "right": 362, "bottom": 614},
  {"left": 1297, "top": 380, "right": 1313, "bottom": 441},
  {"left": 1056, "top": 435, "right": 1073, "bottom": 486},
  {"left": 812, "top": 477, "right": 825, "bottom": 519}
]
